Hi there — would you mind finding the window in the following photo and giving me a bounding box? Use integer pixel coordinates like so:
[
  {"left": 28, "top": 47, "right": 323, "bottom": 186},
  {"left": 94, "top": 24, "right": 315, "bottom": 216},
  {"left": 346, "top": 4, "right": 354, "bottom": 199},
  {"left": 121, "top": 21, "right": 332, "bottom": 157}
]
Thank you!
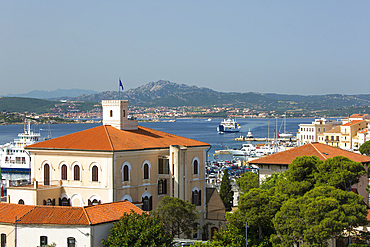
[
  {"left": 191, "top": 190, "right": 201, "bottom": 206},
  {"left": 61, "top": 197, "right": 70, "bottom": 206},
  {"left": 46, "top": 198, "right": 53, "bottom": 206},
  {"left": 44, "top": 163, "right": 50, "bottom": 186},
  {"left": 1, "top": 233, "right": 6, "bottom": 247},
  {"left": 67, "top": 237, "right": 76, "bottom": 247},
  {"left": 158, "top": 158, "right": 169, "bottom": 174},
  {"left": 40, "top": 236, "right": 48, "bottom": 247},
  {"left": 92, "top": 165, "right": 98, "bottom": 182},
  {"left": 143, "top": 163, "right": 149, "bottom": 179},
  {"left": 158, "top": 179, "right": 167, "bottom": 195},
  {"left": 110, "top": 110, "right": 113, "bottom": 117},
  {"left": 193, "top": 159, "right": 199, "bottom": 175},
  {"left": 123, "top": 165, "right": 129, "bottom": 182},
  {"left": 142, "top": 195, "right": 152, "bottom": 211},
  {"left": 123, "top": 110, "right": 125, "bottom": 117},
  {"left": 73, "top": 165, "right": 80, "bottom": 181},
  {"left": 18, "top": 199, "right": 24, "bottom": 205},
  {"left": 61, "top": 164, "right": 67, "bottom": 180}
]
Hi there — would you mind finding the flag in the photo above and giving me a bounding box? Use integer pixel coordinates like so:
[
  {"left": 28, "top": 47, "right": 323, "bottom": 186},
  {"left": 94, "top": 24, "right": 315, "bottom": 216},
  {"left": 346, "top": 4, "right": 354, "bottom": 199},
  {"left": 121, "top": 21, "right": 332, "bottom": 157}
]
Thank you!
[{"left": 119, "top": 79, "right": 124, "bottom": 91}]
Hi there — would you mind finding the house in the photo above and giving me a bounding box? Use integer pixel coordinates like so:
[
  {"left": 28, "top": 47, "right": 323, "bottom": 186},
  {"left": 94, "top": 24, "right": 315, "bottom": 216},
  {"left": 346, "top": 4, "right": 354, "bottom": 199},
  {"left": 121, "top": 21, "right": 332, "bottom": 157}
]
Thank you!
[
  {"left": 296, "top": 118, "right": 342, "bottom": 146},
  {"left": 5, "top": 99, "right": 223, "bottom": 239},
  {"left": 249, "top": 142, "right": 370, "bottom": 204},
  {"left": 0, "top": 200, "right": 143, "bottom": 247}
]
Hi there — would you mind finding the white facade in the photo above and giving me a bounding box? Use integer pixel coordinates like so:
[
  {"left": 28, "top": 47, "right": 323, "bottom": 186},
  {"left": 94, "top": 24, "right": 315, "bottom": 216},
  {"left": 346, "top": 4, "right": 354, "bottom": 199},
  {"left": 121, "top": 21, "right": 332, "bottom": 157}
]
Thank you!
[{"left": 297, "top": 118, "right": 341, "bottom": 146}]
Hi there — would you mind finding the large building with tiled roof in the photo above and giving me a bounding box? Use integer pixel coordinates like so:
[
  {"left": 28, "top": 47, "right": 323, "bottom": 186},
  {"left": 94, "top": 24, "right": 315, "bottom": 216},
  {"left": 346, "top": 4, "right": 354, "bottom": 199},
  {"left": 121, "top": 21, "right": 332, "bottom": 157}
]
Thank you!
[
  {"left": 0, "top": 200, "right": 142, "bottom": 247},
  {"left": 7, "top": 100, "right": 210, "bottom": 214},
  {"left": 249, "top": 142, "right": 370, "bottom": 203}
]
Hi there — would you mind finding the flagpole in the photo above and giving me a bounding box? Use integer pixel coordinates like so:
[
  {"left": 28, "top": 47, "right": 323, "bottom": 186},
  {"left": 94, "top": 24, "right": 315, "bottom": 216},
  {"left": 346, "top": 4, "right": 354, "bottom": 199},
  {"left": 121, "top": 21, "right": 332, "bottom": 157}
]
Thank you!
[{"left": 119, "top": 78, "right": 121, "bottom": 101}]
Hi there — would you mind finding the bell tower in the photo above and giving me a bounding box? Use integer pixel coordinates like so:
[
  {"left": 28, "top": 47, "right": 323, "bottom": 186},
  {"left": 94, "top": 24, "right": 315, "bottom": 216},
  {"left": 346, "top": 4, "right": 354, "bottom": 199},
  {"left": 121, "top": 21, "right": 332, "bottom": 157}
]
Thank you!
[{"left": 102, "top": 100, "right": 138, "bottom": 130}]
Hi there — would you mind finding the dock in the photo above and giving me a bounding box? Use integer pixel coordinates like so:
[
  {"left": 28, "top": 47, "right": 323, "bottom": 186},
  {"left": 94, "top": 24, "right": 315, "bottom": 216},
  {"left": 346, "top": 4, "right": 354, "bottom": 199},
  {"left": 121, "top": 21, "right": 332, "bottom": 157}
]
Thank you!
[{"left": 234, "top": 137, "right": 296, "bottom": 142}]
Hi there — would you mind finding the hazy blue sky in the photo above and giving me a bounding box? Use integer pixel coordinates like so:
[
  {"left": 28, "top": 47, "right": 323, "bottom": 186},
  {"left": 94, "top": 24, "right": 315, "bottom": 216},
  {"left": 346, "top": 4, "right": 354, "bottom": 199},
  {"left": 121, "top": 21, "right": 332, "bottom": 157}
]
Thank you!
[{"left": 1, "top": 1, "right": 369, "bottom": 95}]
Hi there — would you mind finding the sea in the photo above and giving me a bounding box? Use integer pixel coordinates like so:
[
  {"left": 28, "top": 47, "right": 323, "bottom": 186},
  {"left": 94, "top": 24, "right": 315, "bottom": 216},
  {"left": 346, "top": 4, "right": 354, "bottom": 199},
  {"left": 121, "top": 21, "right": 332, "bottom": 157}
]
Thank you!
[{"left": 0, "top": 118, "right": 314, "bottom": 166}]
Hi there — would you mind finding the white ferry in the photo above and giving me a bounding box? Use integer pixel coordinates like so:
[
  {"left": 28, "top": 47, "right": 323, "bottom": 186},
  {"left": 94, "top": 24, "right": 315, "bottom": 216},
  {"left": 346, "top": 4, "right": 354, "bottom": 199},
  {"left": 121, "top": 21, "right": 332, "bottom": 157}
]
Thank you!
[
  {"left": 217, "top": 118, "right": 241, "bottom": 133},
  {"left": 0, "top": 121, "right": 40, "bottom": 173}
]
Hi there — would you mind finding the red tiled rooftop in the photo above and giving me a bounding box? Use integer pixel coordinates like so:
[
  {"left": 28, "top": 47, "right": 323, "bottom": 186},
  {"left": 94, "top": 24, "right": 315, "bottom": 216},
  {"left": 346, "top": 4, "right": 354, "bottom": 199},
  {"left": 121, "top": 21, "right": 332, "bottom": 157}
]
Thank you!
[
  {"left": 0, "top": 200, "right": 143, "bottom": 225},
  {"left": 342, "top": 120, "right": 364, "bottom": 127},
  {"left": 249, "top": 143, "right": 370, "bottom": 165},
  {"left": 26, "top": 125, "right": 210, "bottom": 151}
]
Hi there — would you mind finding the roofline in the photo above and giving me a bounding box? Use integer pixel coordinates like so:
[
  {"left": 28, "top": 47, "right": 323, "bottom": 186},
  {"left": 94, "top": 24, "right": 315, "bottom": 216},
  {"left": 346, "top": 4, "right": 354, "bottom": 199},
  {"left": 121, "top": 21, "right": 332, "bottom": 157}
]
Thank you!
[{"left": 25, "top": 144, "right": 211, "bottom": 153}]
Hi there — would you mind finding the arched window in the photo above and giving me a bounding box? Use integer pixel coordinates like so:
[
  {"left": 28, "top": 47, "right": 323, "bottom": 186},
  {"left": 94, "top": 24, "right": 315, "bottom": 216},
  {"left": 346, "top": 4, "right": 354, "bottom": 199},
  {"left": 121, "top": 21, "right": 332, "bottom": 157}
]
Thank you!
[
  {"left": 193, "top": 159, "right": 199, "bottom": 175},
  {"left": 123, "top": 165, "right": 129, "bottom": 182},
  {"left": 142, "top": 195, "right": 152, "bottom": 211},
  {"left": 67, "top": 237, "right": 76, "bottom": 247},
  {"left": 73, "top": 165, "right": 80, "bottom": 181},
  {"left": 44, "top": 163, "right": 50, "bottom": 186},
  {"left": 18, "top": 199, "right": 24, "bottom": 205},
  {"left": 191, "top": 189, "right": 201, "bottom": 206},
  {"left": 1, "top": 233, "right": 6, "bottom": 247},
  {"left": 40, "top": 236, "right": 48, "bottom": 247},
  {"left": 61, "top": 197, "right": 70, "bottom": 206},
  {"left": 143, "top": 163, "right": 149, "bottom": 179},
  {"left": 92, "top": 165, "right": 98, "bottom": 182},
  {"left": 61, "top": 164, "right": 67, "bottom": 180}
]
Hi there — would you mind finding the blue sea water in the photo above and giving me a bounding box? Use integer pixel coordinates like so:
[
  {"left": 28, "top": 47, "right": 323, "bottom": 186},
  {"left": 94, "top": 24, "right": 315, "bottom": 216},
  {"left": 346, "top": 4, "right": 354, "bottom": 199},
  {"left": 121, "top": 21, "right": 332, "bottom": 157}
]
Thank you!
[{"left": 0, "top": 118, "right": 314, "bottom": 162}]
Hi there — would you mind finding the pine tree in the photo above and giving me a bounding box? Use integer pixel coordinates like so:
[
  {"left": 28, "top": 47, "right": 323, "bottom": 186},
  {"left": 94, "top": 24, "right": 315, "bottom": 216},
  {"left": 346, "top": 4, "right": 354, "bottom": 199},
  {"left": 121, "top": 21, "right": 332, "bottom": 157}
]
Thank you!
[{"left": 219, "top": 168, "right": 234, "bottom": 211}]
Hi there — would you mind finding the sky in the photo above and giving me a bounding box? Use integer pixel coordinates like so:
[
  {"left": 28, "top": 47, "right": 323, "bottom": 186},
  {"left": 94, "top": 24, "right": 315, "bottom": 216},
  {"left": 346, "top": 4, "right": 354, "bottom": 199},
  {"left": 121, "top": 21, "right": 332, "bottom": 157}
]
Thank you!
[{"left": 1, "top": 1, "right": 370, "bottom": 96}]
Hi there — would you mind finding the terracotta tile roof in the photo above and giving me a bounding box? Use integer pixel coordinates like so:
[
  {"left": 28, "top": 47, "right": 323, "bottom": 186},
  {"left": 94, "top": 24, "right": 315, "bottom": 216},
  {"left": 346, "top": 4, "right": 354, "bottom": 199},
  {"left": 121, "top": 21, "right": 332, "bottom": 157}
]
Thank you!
[
  {"left": 249, "top": 143, "right": 370, "bottom": 165},
  {"left": 0, "top": 200, "right": 143, "bottom": 225},
  {"left": 342, "top": 120, "right": 364, "bottom": 127},
  {"left": 350, "top": 114, "right": 368, "bottom": 119},
  {"left": 26, "top": 125, "right": 210, "bottom": 151},
  {"left": 325, "top": 126, "right": 341, "bottom": 133},
  {"left": 367, "top": 209, "right": 370, "bottom": 221}
]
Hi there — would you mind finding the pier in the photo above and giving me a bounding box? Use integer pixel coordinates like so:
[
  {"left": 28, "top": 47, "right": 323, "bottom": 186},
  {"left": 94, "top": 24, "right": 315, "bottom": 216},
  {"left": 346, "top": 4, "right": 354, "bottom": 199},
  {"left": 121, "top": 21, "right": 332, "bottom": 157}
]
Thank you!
[{"left": 234, "top": 137, "right": 296, "bottom": 142}]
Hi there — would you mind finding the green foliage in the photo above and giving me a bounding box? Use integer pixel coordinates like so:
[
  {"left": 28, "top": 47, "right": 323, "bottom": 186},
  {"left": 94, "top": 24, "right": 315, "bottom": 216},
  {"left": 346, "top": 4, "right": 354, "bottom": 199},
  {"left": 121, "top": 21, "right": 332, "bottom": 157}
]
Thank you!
[
  {"left": 315, "top": 156, "right": 366, "bottom": 191},
  {"left": 239, "top": 188, "right": 280, "bottom": 243},
  {"left": 218, "top": 169, "right": 234, "bottom": 211},
  {"left": 155, "top": 196, "right": 199, "bottom": 238},
  {"left": 237, "top": 171, "right": 259, "bottom": 194},
  {"left": 102, "top": 211, "right": 173, "bottom": 247},
  {"left": 260, "top": 172, "right": 284, "bottom": 190},
  {"left": 273, "top": 185, "right": 367, "bottom": 246},
  {"left": 359, "top": 140, "right": 370, "bottom": 156}
]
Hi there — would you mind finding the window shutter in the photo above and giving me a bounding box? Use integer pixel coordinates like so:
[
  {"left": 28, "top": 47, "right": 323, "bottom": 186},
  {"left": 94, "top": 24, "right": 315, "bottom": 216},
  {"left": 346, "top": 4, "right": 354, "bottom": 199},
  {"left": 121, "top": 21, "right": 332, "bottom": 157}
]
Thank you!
[
  {"left": 59, "top": 198, "right": 62, "bottom": 206},
  {"left": 52, "top": 199, "right": 55, "bottom": 206},
  {"left": 198, "top": 190, "right": 202, "bottom": 206},
  {"left": 149, "top": 196, "right": 153, "bottom": 211},
  {"left": 164, "top": 179, "right": 167, "bottom": 194},
  {"left": 43, "top": 200, "right": 46, "bottom": 205},
  {"left": 158, "top": 180, "right": 161, "bottom": 195},
  {"left": 68, "top": 198, "right": 71, "bottom": 206},
  {"left": 191, "top": 191, "right": 194, "bottom": 204},
  {"left": 88, "top": 199, "right": 92, "bottom": 206}
]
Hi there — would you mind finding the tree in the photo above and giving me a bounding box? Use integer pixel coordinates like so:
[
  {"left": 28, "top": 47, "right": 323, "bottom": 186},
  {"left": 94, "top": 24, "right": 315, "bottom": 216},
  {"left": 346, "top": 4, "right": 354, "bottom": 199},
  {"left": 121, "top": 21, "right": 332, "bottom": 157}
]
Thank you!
[
  {"left": 239, "top": 188, "right": 280, "bottom": 244},
  {"left": 315, "top": 156, "right": 366, "bottom": 191},
  {"left": 102, "top": 211, "right": 173, "bottom": 247},
  {"left": 359, "top": 140, "right": 370, "bottom": 156},
  {"left": 155, "top": 196, "right": 199, "bottom": 238},
  {"left": 237, "top": 170, "right": 259, "bottom": 194},
  {"left": 219, "top": 168, "right": 234, "bottom": 211},
  {"left": 272, "top": 185, "right": 367, "bottom": 247}
]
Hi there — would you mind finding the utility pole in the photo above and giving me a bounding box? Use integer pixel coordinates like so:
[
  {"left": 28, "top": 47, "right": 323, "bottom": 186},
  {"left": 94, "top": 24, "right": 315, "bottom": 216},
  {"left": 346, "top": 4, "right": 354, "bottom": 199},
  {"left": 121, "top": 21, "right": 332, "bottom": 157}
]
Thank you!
[
  {"left": 246, "top": 221, "right": 249, "bottom": 247},
  {"left": 15, "top": 216, "right": 21, "bottom": 247}
]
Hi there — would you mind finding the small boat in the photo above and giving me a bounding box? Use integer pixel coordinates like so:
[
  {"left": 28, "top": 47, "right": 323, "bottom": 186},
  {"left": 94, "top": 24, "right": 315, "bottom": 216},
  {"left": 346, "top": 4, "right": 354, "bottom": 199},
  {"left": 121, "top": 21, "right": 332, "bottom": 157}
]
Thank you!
[
  {"left": 278, "top": 114, "right": 294, "bottom": 138},
  {"left": 226, "top": 143, "right": 257, "bottom": 156},
  {"left": 206, "top": 118, "right": 212, "bottom": 121},
  {"left": 246, "top": 129, "right": 253, "bottom": 138},
  {"left": 217, "top": 118, "right": 241, "bottom": 133}
]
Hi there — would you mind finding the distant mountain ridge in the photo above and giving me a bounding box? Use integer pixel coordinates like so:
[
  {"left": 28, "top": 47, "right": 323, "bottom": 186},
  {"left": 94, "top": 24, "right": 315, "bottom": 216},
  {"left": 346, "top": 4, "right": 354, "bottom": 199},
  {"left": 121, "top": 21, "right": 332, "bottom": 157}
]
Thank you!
[
  {"left": 6, "top": 89, "right": 98, "bottom": 99},
  {"left": 66, "top": 80, "right": 370, "bottom": 112}
]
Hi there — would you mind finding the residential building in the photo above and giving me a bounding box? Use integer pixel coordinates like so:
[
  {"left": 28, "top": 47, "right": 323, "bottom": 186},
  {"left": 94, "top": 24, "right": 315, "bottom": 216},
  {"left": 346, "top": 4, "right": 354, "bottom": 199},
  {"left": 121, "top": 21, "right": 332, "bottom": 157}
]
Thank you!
[
  {"left": 0, "top": 200, "right": 143, "bottom": 247},
  {"left": 317, "top": 126, "right": 341, "bottom": 147},
  {"left": 296, "top": 118, "right": 341, "bottom": 146},
  {"left": 249, "top": 142, "right": 370, "bottom": 204},
  {"left": 339, "top": 119, "right": 368, "bottom": 150}
]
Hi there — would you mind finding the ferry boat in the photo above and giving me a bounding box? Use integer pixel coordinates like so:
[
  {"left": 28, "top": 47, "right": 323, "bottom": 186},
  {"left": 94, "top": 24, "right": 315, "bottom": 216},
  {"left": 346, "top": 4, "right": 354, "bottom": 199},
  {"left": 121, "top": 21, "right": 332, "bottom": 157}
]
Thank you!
[
  {"left": 217, "top": 118, "right": 241, "bottom": 133},
  {"left": 0, "top": 121, "right": 40, "bottom": 173}
]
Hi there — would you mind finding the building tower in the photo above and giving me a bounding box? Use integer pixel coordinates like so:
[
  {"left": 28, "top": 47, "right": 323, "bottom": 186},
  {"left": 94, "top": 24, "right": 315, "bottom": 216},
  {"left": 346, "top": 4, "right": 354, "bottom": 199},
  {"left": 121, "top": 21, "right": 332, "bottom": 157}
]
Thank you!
[{"left": 102, "top": 100, "right": 138, "bottom": 130}]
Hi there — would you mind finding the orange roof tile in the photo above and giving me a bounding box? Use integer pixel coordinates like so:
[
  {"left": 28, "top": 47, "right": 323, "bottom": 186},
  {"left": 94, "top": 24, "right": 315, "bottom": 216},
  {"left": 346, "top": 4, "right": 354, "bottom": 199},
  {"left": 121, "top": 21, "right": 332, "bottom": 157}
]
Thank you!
[
  {"left": 249, "top": 143, "right": 370, "bottom": 165},
  {"left": 26, "top": 125, "right": 210, "bottom": 152},
  {"left": 350, "top": 114, "right": 368, "bottom": 119},
  {"left": 0, "top": 200, "right": 143, "bottom": 225},
  {"left": 342, "top": 120, "right": 364, "bottom": 127}
]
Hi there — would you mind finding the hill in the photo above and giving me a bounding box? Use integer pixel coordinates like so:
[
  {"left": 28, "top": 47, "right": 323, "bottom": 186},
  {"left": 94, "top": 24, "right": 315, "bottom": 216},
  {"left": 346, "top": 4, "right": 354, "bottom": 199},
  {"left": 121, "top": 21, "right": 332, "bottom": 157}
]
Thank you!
[{"left": 6, "top": 88, "right": 98, "bottom": 99}]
